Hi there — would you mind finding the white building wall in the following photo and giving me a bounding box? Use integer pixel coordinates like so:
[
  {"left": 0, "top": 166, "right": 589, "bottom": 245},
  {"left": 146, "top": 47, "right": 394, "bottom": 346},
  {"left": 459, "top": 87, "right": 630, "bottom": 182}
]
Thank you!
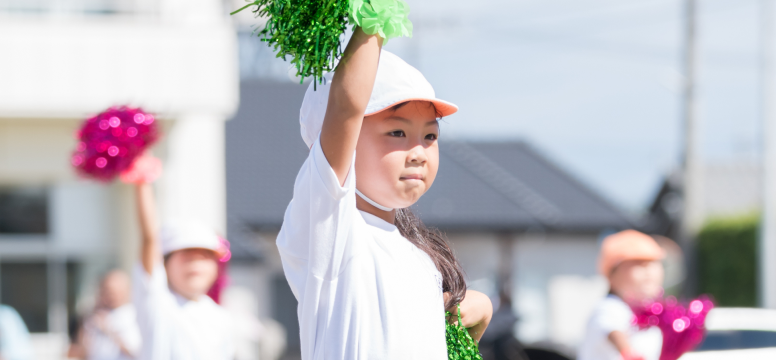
[
  {"left": 447, "top": 233, "right": 501, "bottom": 298},
  {"left": 448, "top": 232, "right": 607, "bottom": 350},
  {"left": 703, "top": 162, "right": 761, "bottom": 218},
  {"left": 0, "top": 0, "right": 239, "bottom": 345},
  {"left": 158, "top": 115, "right": 227, "bottom": 234},
  {"left": 514, "top": 233, "right": 606, "bottom": 349},
  {"left": 0, "top": 18, "right": 238, "bottom": 118}
]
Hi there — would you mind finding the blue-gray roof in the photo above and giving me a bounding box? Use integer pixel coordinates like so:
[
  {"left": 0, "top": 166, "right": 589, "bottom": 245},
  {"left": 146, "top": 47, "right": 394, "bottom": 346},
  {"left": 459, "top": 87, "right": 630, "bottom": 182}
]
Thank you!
[{"left": 225, "top": 81, "right": 633, "bottom": 257}]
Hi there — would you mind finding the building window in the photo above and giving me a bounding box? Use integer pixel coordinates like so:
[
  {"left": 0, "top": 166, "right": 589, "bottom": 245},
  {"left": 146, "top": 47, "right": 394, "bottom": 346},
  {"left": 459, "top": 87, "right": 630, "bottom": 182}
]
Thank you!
[
  {"left": 0, "top": 262, "right": 79, "bottom": 333},
  {"left": 0, "top": 262, "right": 48, "bottom": 332},
  {"left": 0, "top": 186, "right": 48, "bottom": 234}
]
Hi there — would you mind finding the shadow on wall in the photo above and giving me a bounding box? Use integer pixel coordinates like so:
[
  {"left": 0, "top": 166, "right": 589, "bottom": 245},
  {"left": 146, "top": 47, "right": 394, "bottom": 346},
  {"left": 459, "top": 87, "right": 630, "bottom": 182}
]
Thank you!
[{"left": 273, "top": 274, "right": 300, "bottom": 360}]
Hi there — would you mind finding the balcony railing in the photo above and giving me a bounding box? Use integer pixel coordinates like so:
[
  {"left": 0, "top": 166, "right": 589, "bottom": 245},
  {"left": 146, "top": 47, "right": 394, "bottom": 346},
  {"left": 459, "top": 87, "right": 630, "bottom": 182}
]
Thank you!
[{"left": 0, "top": 0, "right": 157, "bottom": 16}]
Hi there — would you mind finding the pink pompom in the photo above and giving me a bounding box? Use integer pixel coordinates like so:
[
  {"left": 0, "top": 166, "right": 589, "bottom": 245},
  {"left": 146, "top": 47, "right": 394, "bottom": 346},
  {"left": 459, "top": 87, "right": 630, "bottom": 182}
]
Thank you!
[
  {"left": 120, "top": 155, "right": 163, "bottom": 184},
  {"left": 72, "top": 106, "right": 160, "bottom": 182},
  {"left": 207, "top": 237, "right": 232, "bottom": 304},
  {"left": 632, "top": 295, "right": 714, "bottom": 360}
]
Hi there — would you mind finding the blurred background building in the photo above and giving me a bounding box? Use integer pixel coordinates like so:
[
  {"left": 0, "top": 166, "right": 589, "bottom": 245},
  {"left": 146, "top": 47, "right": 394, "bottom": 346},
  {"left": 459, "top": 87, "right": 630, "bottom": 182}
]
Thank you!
[{"left": 0, "top": 0, "right": 238, "bottom": 357}]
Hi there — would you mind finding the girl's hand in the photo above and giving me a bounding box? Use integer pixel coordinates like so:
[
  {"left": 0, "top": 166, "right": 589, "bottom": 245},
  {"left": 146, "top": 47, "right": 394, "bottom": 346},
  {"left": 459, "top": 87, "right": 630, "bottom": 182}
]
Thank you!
[
  {"left": 609, "top": 330, "right": 644, "bottom": 360},
  {"left": 444, "top": 290, "right": 493, "bottom": 341},
  {"left": 120, "top": 154, "right": 162, "bottom": 184},
  {"left": 620, "top": 350, "right": 645, "bottom": 360}
]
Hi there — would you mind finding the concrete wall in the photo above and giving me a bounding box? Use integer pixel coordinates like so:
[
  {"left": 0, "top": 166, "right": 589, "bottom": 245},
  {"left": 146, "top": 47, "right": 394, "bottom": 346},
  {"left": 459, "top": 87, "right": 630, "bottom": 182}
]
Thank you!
[
  {"left": 448, "top": 232, "right": 607, "bottom": 350},
  {"left": 703, "top": 162, "right": 761, "bottom": 218}
]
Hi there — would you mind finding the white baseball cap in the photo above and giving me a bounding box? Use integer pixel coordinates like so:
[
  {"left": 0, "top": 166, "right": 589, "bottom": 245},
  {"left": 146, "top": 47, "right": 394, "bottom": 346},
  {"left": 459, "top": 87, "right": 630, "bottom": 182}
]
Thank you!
[
  {"left": 299, "top": 50, "right": 458, "bottom": 148},
  {"left": 160, "top": 220, "right": 221, "bottom": 256}
]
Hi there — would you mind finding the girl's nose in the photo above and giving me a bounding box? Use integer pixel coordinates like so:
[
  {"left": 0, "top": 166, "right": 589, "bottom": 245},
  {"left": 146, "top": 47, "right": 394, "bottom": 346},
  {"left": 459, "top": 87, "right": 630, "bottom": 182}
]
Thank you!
[{"left": 408, "top": 145, "right": 428, "bottom": 164}]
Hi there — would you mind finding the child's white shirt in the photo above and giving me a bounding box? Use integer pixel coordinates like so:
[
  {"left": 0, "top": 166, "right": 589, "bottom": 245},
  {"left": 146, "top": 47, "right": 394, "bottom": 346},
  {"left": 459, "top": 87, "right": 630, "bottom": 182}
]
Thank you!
[
  {"left": 276, "top": 138, "right": 447, "bottom": 360},
  {"left": 84, "top": 303, "right": 141, "bottom": 360},
  {"left": 578, "top": 294, "right": 662, "bottom": 360},
  {"left": 133, "top": 263, "right": 234, "bottom": 360}
]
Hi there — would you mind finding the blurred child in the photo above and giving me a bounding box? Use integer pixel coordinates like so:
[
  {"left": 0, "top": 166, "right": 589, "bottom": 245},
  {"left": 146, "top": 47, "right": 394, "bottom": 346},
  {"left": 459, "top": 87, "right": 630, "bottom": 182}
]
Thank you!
[
  {"left": 125, "top": 158, "right": 233, "bottom": 360},
  {"left": 70, "top": 270, "right": 141, "bottom": 360},
  {"left": 276, "top": 27, "right": 492, "bottom": 359},
  {"left": 578, "top": 230, "right": 665, "bottom": 360}
]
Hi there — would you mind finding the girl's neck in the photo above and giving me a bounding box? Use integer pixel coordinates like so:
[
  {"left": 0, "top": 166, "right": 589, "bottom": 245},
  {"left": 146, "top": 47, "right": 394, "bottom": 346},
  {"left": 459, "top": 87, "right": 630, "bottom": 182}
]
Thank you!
[{"left": 356, "top": 197, "right": 395, "bottom": 223}]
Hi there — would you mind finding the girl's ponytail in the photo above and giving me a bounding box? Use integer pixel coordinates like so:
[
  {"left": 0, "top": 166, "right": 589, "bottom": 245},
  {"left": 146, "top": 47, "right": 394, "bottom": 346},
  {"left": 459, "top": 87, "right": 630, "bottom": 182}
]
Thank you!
[{"left": 395, "top": 208, "right": 466, "bottom": 310}]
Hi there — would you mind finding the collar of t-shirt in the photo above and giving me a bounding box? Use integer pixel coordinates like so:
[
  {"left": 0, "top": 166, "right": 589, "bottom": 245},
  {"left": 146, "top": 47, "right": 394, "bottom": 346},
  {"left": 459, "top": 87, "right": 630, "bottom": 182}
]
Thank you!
[
  {"left": 359, "top": 210, "right": 399, "bottom": 234},
  {"left": 172, "top": 291, "right": 216, "bottom": 309}
]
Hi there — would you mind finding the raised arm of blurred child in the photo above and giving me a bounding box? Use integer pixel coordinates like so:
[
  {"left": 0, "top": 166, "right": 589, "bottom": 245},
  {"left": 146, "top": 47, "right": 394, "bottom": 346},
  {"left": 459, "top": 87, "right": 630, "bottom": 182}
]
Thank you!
[
  {"left": 121, "top": 155, "right": 163, "bottom": 274},
  {"left": 135, "top": 182, "right": 160, "bottom": 275}
]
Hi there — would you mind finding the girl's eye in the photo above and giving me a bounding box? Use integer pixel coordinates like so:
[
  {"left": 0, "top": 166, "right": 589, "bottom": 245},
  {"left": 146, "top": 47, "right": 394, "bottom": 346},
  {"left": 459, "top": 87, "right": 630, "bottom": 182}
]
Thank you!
[
  {"left": 388, "top": 130, "right": 405, "bottom": 137},
  {"left": 425, "top": 133, "right": 438, "bottom": 141}
]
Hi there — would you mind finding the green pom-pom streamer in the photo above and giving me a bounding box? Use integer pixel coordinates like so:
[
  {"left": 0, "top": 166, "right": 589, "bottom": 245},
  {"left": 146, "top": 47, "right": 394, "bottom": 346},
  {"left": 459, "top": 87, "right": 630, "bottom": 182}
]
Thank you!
[
  {"left": 349, "top": 0, "right": 412, "bottom": 41},
  {"left": 232, "top": 0, "right": 412, "bottom": 85},
  {"left": 446, "top": 304, "right": 484, "bottom": 360}
]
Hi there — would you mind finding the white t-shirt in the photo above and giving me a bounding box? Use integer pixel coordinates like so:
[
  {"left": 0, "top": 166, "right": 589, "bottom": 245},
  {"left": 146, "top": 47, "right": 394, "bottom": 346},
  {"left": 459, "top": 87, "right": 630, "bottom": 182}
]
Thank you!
[
  {"left": 578, "top": 294, "right": 662, "bottom": 360},
  {"left": 276, "top": 139, "right": 447, "bottom": 360},
  {"left": 84, "top": 304, "right": 142, "bottom": 360},
  {"left": 133, "top": 263, "right": 234, "bottom": 360}
]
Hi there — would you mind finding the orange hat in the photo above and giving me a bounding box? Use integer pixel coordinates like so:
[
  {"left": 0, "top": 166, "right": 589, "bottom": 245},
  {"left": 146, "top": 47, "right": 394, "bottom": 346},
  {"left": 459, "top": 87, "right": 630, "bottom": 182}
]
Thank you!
[{"left": 598, "top": 230, "right": 665, "bottom": 277}]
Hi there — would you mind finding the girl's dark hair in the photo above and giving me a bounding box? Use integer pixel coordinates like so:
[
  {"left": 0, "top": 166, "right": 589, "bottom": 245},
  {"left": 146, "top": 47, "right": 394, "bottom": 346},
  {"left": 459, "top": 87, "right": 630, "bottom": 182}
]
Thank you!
[
  {"left": 395, "top": 208, "right": 466, "bottom": 310},
  {"left": 384, "top": 101, "right": 465, "bottom": 309}
]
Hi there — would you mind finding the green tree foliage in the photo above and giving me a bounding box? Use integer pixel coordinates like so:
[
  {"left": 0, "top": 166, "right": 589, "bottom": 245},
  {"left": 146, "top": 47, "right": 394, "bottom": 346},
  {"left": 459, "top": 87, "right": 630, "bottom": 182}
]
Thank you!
[{"left": 697, "top": 214, "right": 759, "bottom": 307}]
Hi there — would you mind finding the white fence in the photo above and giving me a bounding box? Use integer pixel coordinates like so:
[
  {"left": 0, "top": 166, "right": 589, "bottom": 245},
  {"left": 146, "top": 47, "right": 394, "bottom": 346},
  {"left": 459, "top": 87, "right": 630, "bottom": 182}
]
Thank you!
[{"left": 30, "top": 333, "right": 69, "bottom": 360}]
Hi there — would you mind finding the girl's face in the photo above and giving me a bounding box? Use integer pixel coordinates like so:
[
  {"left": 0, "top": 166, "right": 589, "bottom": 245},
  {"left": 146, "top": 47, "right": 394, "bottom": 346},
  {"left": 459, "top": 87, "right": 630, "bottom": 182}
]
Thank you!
[
  {"left": 165, "top": 248, "right": 219, "bottom": 300},
  {"left": 609, "top": 259, "right": 664, "bottom": 304},
  {"left": 356, "top": 101, "right": 439, "bottom": 210}
]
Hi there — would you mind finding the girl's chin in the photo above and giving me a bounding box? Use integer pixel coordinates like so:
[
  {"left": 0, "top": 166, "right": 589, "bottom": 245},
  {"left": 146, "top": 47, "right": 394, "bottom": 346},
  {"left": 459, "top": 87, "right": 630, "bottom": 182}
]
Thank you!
[
  {"left": 397, "top": 183, "right": 426, "bottom": 194},
  {"left": 383, "top": 195, "right": 422, "bottom": 209}
]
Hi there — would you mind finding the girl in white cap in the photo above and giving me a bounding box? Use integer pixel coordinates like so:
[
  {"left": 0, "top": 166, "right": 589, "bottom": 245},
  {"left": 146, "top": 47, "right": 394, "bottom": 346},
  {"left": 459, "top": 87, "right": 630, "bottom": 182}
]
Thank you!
[
  {"left": 277, "top": 27, "right": 493, "bottom": 359},
  {"left": 122, "top": 157, "right": 234, "bottom": 360}
]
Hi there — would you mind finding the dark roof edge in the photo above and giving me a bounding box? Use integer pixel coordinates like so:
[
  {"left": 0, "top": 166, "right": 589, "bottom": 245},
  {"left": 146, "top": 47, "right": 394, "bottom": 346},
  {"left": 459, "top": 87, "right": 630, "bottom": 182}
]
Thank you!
[{"left": 490, "top": 140, "right": 638, "bottom": 228}]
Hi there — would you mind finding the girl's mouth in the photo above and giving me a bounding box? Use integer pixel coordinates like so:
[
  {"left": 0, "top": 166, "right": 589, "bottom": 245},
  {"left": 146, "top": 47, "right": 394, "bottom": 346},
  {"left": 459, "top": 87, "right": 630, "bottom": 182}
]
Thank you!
[{"left": 400, "top": 174, "right": 424, "bottom": 181}]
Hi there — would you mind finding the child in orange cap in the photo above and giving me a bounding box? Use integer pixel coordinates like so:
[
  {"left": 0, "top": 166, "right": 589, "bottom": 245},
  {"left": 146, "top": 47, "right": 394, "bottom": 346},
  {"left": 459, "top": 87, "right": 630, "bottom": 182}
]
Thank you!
[{"left": 578, "top": 230, "right": 666, "bottom": 360}]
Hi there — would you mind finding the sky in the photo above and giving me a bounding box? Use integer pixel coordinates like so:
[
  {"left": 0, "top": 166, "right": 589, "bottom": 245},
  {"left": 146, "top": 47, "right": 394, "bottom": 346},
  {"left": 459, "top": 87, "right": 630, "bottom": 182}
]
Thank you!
[{"left": 240, "top": 0, "right": 764, "bottom": 212}]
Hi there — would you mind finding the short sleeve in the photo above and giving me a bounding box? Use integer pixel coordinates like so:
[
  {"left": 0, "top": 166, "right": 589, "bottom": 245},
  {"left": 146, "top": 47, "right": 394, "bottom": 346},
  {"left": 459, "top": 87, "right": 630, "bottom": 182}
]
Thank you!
[
  {"left": 310, "top": 135, "right": 354, "bottom": 200},
  {"left": 591, "top": 297, "right": 635, "bottom": 336},
  {"left": 132, "top": 262, "right": 174, "bottom": 306},
  {"left": 275, "top": 137, "right": 356, "bottom": 301}
]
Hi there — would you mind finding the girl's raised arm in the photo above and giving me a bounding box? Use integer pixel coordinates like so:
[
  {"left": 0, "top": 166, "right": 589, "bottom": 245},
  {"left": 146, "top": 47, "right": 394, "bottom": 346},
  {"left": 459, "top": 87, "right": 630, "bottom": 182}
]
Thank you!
[
  {"left": 135, "top": 182, "right": 161, "bottom": 275},
  {"left": 320, "top": 27, "right": 384, "bottom": 185}
]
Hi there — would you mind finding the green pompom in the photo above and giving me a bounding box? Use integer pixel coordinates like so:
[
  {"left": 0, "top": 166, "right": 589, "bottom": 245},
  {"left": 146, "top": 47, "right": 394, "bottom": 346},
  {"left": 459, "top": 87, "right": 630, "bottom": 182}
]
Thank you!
[
  {"left": 445, "top": 304, "right": 484, "bottom": 360},
  {"left": 232, "top": 0, "right": 412, "bottom": 85},
  {"left": 349, "top": 0, "right": 412, "bottom": 42},
  {"left": 233, "top": 0, "right": 349, "bottom": 83}
]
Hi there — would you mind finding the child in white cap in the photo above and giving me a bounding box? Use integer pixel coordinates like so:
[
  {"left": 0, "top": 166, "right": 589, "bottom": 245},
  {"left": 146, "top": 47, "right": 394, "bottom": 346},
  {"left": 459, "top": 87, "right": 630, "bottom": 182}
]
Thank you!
[
  {"left": 122, "top": 157, "right": 233, "bottom": 360},
  {"left": 578, "top": 230, "right": 665, "bottom": 360},
  {"left": 277, "top": 27, "right": 493, "bottom": 359}
]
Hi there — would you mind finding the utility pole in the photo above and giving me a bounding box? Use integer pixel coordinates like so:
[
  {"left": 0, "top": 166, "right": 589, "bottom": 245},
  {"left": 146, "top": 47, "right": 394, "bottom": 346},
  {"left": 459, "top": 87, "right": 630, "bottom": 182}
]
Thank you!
[
  {"left": 680, "top": 0, "right": 703, "bottom": 297},
  {"left": 761, "top": 0, "right": 776, "bottom": 309}
]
